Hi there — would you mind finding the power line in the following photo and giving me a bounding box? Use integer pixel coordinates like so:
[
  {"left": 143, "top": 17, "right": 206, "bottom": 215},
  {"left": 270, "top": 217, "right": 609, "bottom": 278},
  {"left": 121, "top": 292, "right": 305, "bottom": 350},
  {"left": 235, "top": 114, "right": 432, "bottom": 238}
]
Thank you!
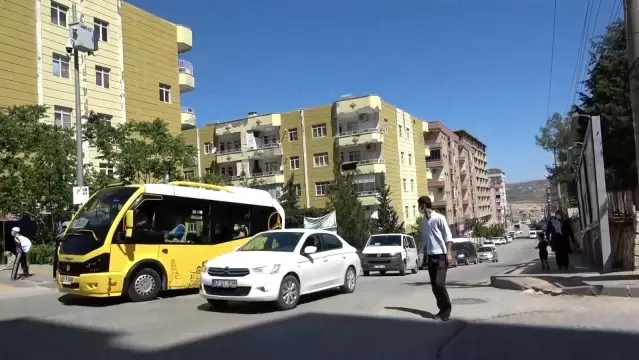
[
  {"left": 564, "top": 1, "right": 592, "bottom": 116},
  {"left": 573, "top": 0, "right": 601, "bottom": 103},
  {"left": 546, "top": 0, "right": 558, "bottom": 119}
]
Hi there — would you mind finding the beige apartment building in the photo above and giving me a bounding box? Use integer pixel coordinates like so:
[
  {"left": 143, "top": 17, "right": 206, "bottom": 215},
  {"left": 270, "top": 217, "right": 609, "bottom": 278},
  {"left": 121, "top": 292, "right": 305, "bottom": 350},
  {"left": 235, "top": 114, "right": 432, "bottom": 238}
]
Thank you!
[
  {"left": 488, "top": 168, "right": 508, "bottom": 227},
  {"left": 424, "top": 123, "right": 492, "bottom": 234},
  {"left": 183, "top": 95, "right": 431, "bottom": 228},
  {"left": 0, "top": 0, "right": 193, "bottom": 172}
]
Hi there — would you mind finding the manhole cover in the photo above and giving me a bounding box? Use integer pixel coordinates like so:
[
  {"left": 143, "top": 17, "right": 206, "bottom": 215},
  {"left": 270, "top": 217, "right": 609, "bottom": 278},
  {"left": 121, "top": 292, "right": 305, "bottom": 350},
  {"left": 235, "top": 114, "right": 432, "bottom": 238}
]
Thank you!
[{"left": 451, "top": 297, "right": 486, "bottom": 305}]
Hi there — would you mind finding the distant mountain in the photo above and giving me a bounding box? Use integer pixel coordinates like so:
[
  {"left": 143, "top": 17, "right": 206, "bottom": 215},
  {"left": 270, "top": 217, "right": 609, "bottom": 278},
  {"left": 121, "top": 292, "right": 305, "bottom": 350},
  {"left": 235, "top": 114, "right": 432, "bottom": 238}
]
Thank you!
[{"left": 506, "top": 179, "right": 547, "bottom": 203}]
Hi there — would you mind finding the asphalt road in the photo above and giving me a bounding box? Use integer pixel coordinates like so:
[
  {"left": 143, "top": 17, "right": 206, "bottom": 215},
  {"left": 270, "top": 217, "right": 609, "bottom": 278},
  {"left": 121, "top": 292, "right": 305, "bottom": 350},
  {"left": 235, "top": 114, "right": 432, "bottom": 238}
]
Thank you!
[{"left": 2, "top": 237, "right": 638, "bottom": 359}]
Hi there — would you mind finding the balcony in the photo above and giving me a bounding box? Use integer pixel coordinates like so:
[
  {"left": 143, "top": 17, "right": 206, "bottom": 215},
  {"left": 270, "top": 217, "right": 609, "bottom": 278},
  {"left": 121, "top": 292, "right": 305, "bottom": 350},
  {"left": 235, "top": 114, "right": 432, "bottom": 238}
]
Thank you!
[
  {"left": 424, "top": 145, "right": 430, "bottom": 157},
  {"left": 428, "top": 180, "right": 445, "bottom": 187},
  {"left": 349, "top": 158, "right": 386, "bottom": 174},
  {"left": 357, "top": 190, "right": 380, "bottom": 207},
  {"left": 428, "top": 192, "right": 435, "bottom": 199},
  {"left": 176, "top": 25, "right": 193, "bottom": 53},
  {"left": 432, "top": 197, "right": 448, "bottom": 207},
  {"left": 247, "top": 113, "right": 282, "bottom": 129},
  {"left": 426, "top": 168, "right": 433, "bottom": 180},
  {"left": 178, "top": 59, "right": 195, "bottom": 92},
  {"left": 336, "top": 127, "right": 384, "bottom": 147},
  {"left": 426, "top": 159, "right": 443, "bottom": 168},
  {"left": 421, "top": 120, "right": 429, "bottom": 133},
  {"left": 248, "top": 171, "right": 285, "bottom": 185},
  {"left": 335, "top": 95, "right": 382, "bottom": 117},
  {"left": 216, "top": 148, "right": 244, "bottom": 163},
  {"left": 246, "top": 142, "right": 283, "bottom": 159},
  {"left": 180, "top": 107, "right": 196, "bottom": 130}
]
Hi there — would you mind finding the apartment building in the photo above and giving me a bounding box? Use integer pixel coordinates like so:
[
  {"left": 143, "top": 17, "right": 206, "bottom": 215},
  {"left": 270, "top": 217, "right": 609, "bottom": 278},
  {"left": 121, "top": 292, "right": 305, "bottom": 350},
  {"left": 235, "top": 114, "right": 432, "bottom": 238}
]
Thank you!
[
  {"left": 455, "top": 130, "right": 492, "bottom": 221},
  {"left": 488, "top": 168, "right": 508, "bottom": 227},
  {"left": 0, "top": 0, "right": 193, "bottom": 171},
  {"left": 184, "top": 95, "right": 431, "bottom": 228}
]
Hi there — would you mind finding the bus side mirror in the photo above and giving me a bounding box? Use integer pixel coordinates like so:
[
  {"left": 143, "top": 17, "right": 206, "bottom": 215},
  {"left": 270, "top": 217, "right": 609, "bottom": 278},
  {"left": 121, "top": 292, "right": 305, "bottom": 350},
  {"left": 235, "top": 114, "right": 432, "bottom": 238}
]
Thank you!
[{"left": 124, "top": 210, "right": 134, "bottom": 238}]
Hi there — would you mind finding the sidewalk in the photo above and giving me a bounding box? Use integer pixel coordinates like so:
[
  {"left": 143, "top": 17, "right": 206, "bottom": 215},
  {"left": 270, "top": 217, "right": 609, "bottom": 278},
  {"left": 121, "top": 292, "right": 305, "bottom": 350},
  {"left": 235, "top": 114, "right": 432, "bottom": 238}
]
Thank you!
[
  {"left": 490, "top": 252, "right": 639, "bottom": 297},
  {"left": 0, "top": 264, "right": 56, "bottom": 298}
]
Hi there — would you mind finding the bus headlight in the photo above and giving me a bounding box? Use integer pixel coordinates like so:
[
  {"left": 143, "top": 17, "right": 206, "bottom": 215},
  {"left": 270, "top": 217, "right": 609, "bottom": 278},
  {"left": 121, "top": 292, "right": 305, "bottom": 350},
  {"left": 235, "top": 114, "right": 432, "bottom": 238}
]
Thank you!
[{"left": 252, "top": 264, "right": 281, "bottom": 274}]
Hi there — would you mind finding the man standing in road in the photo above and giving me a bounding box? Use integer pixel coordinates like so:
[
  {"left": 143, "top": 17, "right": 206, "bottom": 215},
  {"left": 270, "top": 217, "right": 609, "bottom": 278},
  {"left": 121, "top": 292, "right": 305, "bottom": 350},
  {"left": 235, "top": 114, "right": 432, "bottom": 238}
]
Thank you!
[
  {"left": 10, "top": 227, "right": 31, "bottom": 280},
  {"left": 418, "top": 196, "right": 453, "bottom": 321}
]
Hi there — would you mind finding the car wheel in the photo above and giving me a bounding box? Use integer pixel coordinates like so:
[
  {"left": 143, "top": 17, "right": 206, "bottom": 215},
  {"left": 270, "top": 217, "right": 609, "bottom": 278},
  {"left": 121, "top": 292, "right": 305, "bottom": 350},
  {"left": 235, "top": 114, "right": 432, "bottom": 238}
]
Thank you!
[
  {"left": 411, "top": 260, "right": 419, "bottom": 274},
  {"left": 207, "top": 299, "right": 228, "bottom": 310},
  {"left": 275, "top": 275, "right": 300, "bottom": 311},
  {"left": 399, "top": 260, "right": 406, "bottom": 276},
  {"left": 479, "top": 260, "right": 483, "bottom": 263},
  {"left": 363, "top": 270, "right": 370, "bottom": 277},
  {"left": 341, "top": 266, "right": 357, "bottom": 294},
  {"left": 127, "top": 268, "right": 161, "bottom": 302}
]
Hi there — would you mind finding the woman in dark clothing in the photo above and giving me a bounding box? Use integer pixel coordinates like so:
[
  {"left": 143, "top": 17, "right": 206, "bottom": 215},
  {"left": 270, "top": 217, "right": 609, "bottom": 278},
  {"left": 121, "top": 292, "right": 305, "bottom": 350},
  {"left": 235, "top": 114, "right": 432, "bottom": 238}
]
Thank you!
[{"left": 545, "top": 210, "right": 575, "bottom": 270}]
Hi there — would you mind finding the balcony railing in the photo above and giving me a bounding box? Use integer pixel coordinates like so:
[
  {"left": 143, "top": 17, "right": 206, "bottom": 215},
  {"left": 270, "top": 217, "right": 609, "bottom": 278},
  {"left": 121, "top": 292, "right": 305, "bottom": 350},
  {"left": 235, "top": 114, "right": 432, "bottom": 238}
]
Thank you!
[
  {"left": 337, "top": 127, "right": 382, "bottom": 137},
  {"left": 217, "top": 147, "right": 242, "bottom": 155},
  {"left": 181, "top": 107, "right": 195, "bottom": 115},
  {"left": 424, "top": 141, "right": 440, "bottom": 147},
  {"left": 356, "top": 158, "right": 384, "bottom": 165},
  {"left": 178, "top": 59, "right": 194, "bottom": 75},
  {"left": 248, "top": 141, "right": 281, "bottom": 151},
  {"left": 356, "top": 190, "right": 380, "bottom": 196},
  {"left": 250, "top": 170, "right": 283, "bottom": 178}
]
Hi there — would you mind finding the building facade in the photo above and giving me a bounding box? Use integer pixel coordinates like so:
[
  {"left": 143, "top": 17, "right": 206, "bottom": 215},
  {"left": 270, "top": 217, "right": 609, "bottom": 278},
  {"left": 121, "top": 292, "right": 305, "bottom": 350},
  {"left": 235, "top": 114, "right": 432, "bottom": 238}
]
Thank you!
[
  {"left": 454, "top": 130, "right": 491, "bottom": 222},
  {"left": 183, "top": 95, "right": 431, "bottom": 229},
  {"left": 0, "top": 0, "right": 193, "bottom": 171},
  {"left": 488, "top": 168, "right": 508, "bottom": 227}
]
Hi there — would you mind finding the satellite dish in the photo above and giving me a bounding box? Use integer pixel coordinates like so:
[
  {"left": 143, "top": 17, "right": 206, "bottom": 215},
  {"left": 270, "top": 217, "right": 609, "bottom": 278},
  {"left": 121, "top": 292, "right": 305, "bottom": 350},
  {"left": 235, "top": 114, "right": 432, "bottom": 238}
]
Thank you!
[
  {"left": 371, "top": 211, "right": 379, "bottom": 219},
  {"left": 211, "top": 147, "right": 217, "bottom": 154},
  {"left": 279, "top": 164, "right": 285, "bottom": 172}
]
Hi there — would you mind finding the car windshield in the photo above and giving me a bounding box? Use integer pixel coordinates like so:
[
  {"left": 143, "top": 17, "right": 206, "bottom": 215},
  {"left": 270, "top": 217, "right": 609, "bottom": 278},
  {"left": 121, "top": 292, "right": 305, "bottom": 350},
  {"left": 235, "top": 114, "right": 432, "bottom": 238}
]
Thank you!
[
  {"left": 478, "top": 247, "right": 493, "bottom": 252},
  {"left": 366, "top": 235, "right": 402, "bottom": 246},
  {"left": 61, "top": 186, "right": 137, "bottom": 255},
  {"left": 239, "top": 231, "right": 304, "bottom": 252}
]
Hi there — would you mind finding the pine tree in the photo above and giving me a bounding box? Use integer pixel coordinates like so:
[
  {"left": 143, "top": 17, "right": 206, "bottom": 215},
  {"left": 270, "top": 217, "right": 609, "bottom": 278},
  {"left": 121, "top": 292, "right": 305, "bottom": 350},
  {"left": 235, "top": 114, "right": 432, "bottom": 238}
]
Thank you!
[
  {"left": 371, "top": 175, "right": 404, "bottom": 234},
  {"left": 278, "top": 174, "right": 302, "bottom": 227},
  {"left": 328, "top": 161, "right": 369, "bottom": 249}
]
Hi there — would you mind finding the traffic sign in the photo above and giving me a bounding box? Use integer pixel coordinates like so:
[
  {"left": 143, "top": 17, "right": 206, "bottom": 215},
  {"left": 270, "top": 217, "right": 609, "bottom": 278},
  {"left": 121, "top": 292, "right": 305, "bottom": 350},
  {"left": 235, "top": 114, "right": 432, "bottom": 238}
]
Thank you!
[{"left": 73, "top": 186, "right": 90, "bottom": 205}]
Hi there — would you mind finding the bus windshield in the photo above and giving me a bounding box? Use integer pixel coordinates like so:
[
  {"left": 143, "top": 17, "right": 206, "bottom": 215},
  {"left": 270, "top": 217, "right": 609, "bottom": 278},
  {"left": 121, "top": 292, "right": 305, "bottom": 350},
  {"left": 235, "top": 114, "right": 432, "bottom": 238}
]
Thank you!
[{"left": 61, "top": 186, "right": 138, "bottom": 255}]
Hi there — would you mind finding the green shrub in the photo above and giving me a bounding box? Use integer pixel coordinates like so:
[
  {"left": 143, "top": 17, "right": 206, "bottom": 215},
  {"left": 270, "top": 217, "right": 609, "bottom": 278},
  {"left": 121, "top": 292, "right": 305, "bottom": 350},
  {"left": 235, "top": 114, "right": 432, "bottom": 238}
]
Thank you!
[{"left": 29, "top": 243, "right": 55, "bottom": 265}]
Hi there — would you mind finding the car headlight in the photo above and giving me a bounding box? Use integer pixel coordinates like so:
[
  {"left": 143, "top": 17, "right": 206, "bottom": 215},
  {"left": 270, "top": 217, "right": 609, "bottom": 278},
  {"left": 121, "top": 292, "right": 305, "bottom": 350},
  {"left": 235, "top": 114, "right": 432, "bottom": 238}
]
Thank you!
[{"left": 252, "top": 264, "right": 281, "bottom": 274}]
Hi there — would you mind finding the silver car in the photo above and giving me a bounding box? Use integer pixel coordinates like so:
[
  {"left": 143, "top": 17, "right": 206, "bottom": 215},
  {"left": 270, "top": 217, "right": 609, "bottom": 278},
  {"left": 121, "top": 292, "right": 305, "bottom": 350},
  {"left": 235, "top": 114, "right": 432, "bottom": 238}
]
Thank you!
[{"left": 477, "top": 246, "right": 498, "bottom": 263}]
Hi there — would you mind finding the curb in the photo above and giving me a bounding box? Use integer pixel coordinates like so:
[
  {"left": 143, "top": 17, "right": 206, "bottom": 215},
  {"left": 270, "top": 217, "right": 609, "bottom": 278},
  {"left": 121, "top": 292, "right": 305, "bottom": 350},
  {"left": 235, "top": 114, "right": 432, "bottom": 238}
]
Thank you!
[{"left": 490, "top": 275, "right": 639, "bottom": 298}]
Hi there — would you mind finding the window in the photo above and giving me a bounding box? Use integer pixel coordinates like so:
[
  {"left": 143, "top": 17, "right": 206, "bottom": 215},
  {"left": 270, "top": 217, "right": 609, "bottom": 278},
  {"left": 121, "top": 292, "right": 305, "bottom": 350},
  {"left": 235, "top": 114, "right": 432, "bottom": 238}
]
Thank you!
[
  {"left": 408, "top": 153, "right": 412, "bottom": 165},
  {"left": 348, "top": 151, "right": 361, "bottom": 162},
  {"left": 290, "top": 156, "right": 300, "bottom": 170},
  {"left": 412, "top": 205, "right": 416, "bottom": 217},
  {"left": 204, "top": 142, "right": 214, "bottom": 155},
  {"left": 233, "top": 140, "right": 241, "bottom": 150},
  {"left": 403, "top": 178, "right": 407, "bottom": 192},
  {"left": 288, "top": 128, "right": 298, "bottom": 141},
  {"left": 52, "top": 53, "right": 70, "bottom": 78},
  {"left": 293, "top": 184, "right": 302, "bottom": 197},
  {"left": 320, "top": 233, "right": 343, "bottom": 251},
  {"left": 95, "top": 66, "right": 110, "bottom": 88},
  {"left": 406, "top": 128, "right": 410, "bottom": 139},
  {"left": 315, "top": 182, "right": 329, "bottom": 196},
  {"left": 312, "top": 124, "right": 327, "bottom": 138},
  {"left": 410, "top": 179, "right": 415, "bottom": 192},
  {"left": 401, "top": 152, "right": 405, "bottom": 164},
  {"left": 94, "top": 18, "right": 109, "bottom": 42},
  {"left": 184, "top": 171, "right": 194, "bottom": 181},
  {"left": 51, "top": 2, "right": 68, "bottom": 27},
  {"left": 398, "top": 125, "right": 403, "bottom": 137},
  {"left": 313, "top": 152, "right": 329, "bottom": 167},
  {"left": 405, "top": 206, "right": 409, "bottom": 218},
  {"left": 346, "top": 122, "right": 358, "bottom": 132},
  {"left": 407, "top": 236, "right": 416, "bottom": 249},
  {"left": 97, "top": 113, "right": 112, "bottom": 126},
  {"left": 264, "top": 161, "right": 278, "bottom": 172},
  {"left": 54, "top": 106, "right": 72, "bottom": 128},
  {"left": 99, "top": 162, "right": 115, "bottom": 177},
  {"left": 159, "top": 83, "right": 171, "bottom": 103}
]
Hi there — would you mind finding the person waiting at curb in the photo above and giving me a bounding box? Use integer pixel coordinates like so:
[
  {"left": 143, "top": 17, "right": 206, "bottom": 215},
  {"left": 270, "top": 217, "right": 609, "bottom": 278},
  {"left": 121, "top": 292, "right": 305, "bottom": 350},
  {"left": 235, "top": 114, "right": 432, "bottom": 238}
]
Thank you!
[{"left": 10, "top": 227, "right": 31, "bottom": 280}]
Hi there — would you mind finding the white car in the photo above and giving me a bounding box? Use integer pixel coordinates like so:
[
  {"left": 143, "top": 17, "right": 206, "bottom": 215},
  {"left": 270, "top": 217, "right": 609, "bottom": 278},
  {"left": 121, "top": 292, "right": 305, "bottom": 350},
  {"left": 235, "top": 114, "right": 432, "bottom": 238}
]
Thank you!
[
  {"left": 200, "top": 229, "right": 361, "bottom": 311},
  {"left": 360, "top": 234, "right": 419, "bottom": 276}
]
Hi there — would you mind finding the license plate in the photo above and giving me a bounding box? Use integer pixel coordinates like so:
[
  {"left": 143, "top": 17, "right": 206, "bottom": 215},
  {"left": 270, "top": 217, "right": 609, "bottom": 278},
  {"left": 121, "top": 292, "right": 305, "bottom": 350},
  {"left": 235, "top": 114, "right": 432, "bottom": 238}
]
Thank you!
[
  {"left": 374, "top": 265, "right": 385, "bottom": 269},
  {"left": 212, "top": 279, "right": 237, "bottom": 288},
  {"left": 60, "top": 275, "right": 73, "bottom": 285}
]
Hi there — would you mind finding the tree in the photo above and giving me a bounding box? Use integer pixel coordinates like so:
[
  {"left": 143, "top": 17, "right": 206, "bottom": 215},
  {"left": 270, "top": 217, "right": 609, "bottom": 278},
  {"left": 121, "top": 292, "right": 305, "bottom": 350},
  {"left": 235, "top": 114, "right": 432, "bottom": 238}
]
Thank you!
[
  {"left": 84, "top": 114, "right": 197, "bottom": 188},
  {"left": 370, "top": 175, "right": 403, "bottom": 234},
  {"left": 327, "top": 161, "right": 369, "bottom": 249},
  {"left": 278, "top": 174, "right": 302, "bottom": 227},
  {"left": 578, "top": 20, "right": 636, "bottom": 190},
  {"left": 409, "top": 215, "right": 424, "bottom": 248},
  {"left": 0, "top": 105, "right": 77, "bottom": 243}
]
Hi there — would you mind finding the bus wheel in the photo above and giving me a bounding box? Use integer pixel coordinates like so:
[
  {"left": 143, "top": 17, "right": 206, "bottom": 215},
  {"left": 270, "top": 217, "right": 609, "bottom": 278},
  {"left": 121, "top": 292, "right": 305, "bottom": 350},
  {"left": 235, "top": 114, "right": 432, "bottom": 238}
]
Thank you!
[{"left": 127, "top": 268, "right": 161, "bottom": 302}]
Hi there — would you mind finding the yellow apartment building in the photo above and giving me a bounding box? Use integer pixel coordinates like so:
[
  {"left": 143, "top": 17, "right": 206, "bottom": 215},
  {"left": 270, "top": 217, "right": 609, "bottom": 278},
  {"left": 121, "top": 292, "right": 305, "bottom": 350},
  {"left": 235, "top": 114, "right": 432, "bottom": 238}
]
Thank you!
[
  {"left": 0, "top": 0, "right": 194, "bottom": 172},
  {"left": 183, "top": 95, "right": 431, "bottom": 228}
]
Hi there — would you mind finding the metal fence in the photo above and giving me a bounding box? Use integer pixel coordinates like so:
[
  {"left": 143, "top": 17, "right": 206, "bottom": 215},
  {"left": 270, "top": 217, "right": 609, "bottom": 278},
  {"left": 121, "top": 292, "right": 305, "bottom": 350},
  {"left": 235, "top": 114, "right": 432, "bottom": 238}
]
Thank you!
[{"left": 574, "top": 116, "right": 613, "bottom": 272}]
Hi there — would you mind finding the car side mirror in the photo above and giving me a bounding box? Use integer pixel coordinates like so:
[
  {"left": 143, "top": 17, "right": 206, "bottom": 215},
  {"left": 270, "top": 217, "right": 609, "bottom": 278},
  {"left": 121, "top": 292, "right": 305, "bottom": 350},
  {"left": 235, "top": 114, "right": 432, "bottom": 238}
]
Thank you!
[
  {"left": 303, "top": 246, "right": 317, "bottom": 254},
  {"left": 124, "top": 210, "right": 134, "bottom": 238}
]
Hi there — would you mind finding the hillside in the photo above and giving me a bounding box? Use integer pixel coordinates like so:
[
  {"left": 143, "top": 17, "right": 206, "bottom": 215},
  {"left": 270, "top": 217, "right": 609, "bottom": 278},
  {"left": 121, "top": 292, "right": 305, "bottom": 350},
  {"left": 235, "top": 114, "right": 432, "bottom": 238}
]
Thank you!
[{"left": 506, "top": 179, "right": 547, "bottom": 202}]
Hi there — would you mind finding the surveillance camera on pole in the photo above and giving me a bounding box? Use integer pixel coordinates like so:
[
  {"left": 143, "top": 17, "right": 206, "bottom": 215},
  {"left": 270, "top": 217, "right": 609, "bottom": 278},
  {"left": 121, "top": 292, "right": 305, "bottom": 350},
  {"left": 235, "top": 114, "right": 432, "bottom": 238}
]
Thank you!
[{"left": 68, "top": 3, "right": 98, "bottom": 203}]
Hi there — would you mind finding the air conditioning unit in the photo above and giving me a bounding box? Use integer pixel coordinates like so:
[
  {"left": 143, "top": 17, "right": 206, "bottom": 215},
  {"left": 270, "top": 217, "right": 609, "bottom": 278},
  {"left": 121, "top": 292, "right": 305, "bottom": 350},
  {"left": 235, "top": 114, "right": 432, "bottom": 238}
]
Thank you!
[{"left": 358, "top": 113, "right": 368, "bottom": 122}]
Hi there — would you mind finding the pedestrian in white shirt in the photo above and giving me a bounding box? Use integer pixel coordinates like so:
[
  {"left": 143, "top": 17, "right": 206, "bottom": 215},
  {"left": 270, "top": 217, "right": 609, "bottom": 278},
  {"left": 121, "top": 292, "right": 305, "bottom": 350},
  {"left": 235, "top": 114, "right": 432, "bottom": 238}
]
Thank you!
[
  {"left": 10, "top": 227, "right": 31, "bottom": 280},
  {"left": 418, "top": 196, "right": 453, "bottom": 321}
]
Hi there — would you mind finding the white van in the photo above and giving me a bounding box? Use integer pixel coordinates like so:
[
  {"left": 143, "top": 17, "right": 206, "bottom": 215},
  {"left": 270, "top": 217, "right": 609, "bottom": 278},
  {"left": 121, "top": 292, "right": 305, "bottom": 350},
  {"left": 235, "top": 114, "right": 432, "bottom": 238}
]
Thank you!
[
  {"left": 361, "top": 234, "right": 419, "bottom": 276},
  {"left": 529, "top": 231, "right": 538, "bottom": 239}
]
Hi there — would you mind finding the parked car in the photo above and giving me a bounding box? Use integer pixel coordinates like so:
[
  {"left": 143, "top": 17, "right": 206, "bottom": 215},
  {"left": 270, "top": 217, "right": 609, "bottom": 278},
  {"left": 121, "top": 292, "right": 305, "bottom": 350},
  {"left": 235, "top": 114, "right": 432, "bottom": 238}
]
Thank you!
[
  {"left": 200, "top": 229, "right": 361, "bottom": 311},
  {"left": 452, "top": 239, "right": 478, "bottom": 265},
  {"left": 361, "top": 234, "right": 419, "bottom": 276},
  {"left": 477, "top": 246, "right": 499, "bottom": 263}
]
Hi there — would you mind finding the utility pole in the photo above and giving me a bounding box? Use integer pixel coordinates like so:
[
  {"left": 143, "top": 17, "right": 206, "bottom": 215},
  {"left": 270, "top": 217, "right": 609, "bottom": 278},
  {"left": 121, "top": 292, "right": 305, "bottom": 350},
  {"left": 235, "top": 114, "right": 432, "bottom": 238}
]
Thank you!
[
  {"left": 625, "top": 0, "right": 639, "bottom": 210},
  {"left": 72, "top": 4, "right": 84, "bottom": 187}
]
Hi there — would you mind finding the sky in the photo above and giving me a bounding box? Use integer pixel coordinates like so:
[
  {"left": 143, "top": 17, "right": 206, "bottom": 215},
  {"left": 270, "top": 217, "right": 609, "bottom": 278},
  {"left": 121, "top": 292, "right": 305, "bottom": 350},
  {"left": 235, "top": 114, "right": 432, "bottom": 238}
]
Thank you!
[{"left": 129, "top": 0, "right": 622, "bottom": 183}]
